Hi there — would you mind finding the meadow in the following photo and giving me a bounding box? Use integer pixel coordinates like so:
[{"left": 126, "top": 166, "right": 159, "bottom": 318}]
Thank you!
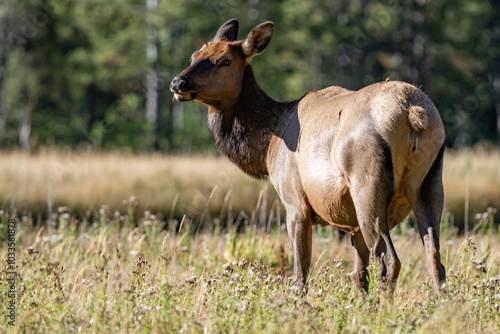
[
  {"left": 0, "top": 146, "right": 499, "bottom": 228},
  {"left": 1, "top": 148, "right": 500, "bottom": 333},
  {"left": 0, "top": 209, "right": 499, "bottom": 333}
]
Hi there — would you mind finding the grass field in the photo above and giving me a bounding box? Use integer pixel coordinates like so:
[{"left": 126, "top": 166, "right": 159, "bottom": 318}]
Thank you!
[
  {"left": 0, "top": 210, "right": 499, "bottom": 333},
  {"left": 0, "top": 147, "right": 499, "bottom": 228},
  {"left": 1, "top": 148, "right": 500, "bottom": 333}
]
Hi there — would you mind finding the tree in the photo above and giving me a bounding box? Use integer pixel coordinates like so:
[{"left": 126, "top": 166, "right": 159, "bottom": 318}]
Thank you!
[{"left": 0, "top": 0, "right": 498, "bottom": 152}]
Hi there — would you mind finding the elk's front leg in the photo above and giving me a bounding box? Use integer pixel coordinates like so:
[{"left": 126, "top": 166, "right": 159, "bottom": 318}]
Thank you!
[{"left": 286, "top": 210, "right": 312, "bottom": 284}]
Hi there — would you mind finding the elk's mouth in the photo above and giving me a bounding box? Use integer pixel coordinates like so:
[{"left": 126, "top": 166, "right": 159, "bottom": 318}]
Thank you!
[{"left": 173, "top": 91, "right": 199, "bottom": 102}]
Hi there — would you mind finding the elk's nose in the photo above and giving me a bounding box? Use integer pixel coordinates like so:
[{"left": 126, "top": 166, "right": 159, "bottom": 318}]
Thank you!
[{"left": 170, "top": 76, "right": 190, "bottom": 93}]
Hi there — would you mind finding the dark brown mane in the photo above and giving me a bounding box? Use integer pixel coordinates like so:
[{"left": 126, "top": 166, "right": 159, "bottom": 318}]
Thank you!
[{"left": 207, "top": 65, "right": 294, "bottom": 179}]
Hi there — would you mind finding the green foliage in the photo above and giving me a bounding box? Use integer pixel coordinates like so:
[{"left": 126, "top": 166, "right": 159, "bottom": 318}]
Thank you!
[{"left": 0, "top": 0, "right": 498, "bottom": 152}]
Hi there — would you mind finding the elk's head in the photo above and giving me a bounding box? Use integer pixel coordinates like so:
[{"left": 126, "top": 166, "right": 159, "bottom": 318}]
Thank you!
[{"left": 170, "top": 19, "right": 274, "bottom": 109}]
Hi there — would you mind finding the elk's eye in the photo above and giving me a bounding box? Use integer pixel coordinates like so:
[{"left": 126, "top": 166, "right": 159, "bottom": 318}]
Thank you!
[{"left": 220, "top": 59, "right": 231, "bottom": 67}]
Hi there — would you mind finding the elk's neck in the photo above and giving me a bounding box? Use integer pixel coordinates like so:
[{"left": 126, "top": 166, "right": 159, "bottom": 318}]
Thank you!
[{"left": 207, "top": 66, "right": 293, "bottom": 179}]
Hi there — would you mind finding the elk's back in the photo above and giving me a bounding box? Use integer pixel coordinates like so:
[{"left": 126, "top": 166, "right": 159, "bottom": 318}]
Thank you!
[{"left": 270, "top": 80, "right": 444, "bottom": 232}]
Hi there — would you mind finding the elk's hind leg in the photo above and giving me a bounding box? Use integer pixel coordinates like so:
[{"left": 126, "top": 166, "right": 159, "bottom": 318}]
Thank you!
[
  {"left": 351, "top": 232, "right": 370, "bottom": 294},
  {"left": 349, "top": 162, "right": 401, "bottom": 291},
  {"left": 412, "top": 145, "right": 446, "bottom": 295}
]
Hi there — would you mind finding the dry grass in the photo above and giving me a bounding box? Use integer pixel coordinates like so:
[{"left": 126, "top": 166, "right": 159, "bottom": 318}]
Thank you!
[
  {"left": 443, "top": 146, "right": 500, "bottom": 227},
  {"left": 0, "top": 210, "right": 499, "bottom": 333},
  {"left": 1, "top": 145, "right": 500, "bottom": 332},
  {"left": 0, "top": 149, "right": 274, "bottom": 222},
  {"left": 0, "top": 147, "right": 499, "bottom": 228}
]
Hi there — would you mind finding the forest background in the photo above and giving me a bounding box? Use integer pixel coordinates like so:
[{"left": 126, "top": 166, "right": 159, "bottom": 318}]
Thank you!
[
  {"left": 1, "top": 0, "right": 499, "bottom": 152},
  {"left": 0, "top": 0, "right": 499, "bottom": 227}
]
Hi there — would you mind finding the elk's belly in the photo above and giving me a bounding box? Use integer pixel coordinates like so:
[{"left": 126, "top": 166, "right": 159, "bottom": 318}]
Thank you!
[{"left": 301, "top": 169, "right": 360, "bottom": 233}]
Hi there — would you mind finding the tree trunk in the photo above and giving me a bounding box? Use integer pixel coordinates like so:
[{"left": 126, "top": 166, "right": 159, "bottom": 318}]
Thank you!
[
  {"left": 145, "top": 0, "right": 159, "bottom": 149},
  {"left": 0, "top": 2, "right": 10, "bottom": 141},
  {"left": 19, "top": 103, "right": 32, "bottom": 152}
]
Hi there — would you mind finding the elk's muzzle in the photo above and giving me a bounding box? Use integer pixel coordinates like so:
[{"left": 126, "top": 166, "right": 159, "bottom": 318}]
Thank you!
[{"left": 170, "top": 76, "right": 198, "bottom": 102}]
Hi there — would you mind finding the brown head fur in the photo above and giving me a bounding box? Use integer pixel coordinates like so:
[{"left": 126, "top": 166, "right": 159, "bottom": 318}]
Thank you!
[{"left": 170, "top": 19, "right": 290, "bottom": 178}]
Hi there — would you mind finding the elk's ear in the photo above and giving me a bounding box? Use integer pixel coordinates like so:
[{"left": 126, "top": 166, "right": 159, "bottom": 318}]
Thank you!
[
  {"left": 212, "top": 19, "right": 239, "bottom": 42},
  {"left": 242, "top": 21, "right": 274, "bottom": 59}
]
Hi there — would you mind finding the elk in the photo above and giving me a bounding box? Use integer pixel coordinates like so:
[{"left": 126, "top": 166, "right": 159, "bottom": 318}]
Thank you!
[{"left": 170, "top": 19, "right": 446, "bottom": 295}]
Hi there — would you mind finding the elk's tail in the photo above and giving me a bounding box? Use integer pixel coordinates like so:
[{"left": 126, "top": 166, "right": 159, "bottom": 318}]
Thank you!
[
  {"left": 407, "top": 105, "right": 428, "bottom": 132},
  {"left": 407, "top": 105, "right": 428, "bottom": 152}
]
